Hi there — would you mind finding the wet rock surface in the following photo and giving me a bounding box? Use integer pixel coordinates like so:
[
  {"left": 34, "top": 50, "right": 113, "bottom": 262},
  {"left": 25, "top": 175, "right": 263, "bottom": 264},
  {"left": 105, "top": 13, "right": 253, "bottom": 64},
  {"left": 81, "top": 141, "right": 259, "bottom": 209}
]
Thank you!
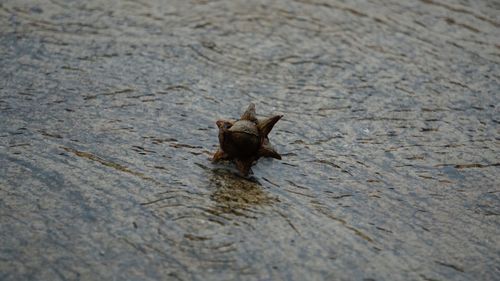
[{"left": 1, "top": 0, "right": 499, "bottom": 280}]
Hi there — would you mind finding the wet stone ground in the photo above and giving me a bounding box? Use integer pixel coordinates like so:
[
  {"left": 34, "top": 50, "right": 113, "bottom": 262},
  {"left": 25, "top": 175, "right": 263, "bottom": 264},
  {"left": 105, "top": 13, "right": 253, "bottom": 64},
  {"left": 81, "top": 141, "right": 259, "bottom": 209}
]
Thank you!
[{"left": 1, "top": 0, "right": 499, "bottom": 280}]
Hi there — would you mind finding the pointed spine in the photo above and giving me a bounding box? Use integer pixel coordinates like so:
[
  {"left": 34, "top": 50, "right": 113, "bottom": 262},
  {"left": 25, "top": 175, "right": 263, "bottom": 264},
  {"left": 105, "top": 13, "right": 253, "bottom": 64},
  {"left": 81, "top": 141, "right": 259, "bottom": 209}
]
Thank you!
[
  {"left": 258, "top": 146, "right": 282, "bottom": 160},
  {"left": 257, "top": 115, "right": 283, "bottom": 138},
  {"left": 235, "top": 158, "right": 253, "bottom": 176},
  {"left": 240, "top": 103, "right": 257, "bottom": 122}
]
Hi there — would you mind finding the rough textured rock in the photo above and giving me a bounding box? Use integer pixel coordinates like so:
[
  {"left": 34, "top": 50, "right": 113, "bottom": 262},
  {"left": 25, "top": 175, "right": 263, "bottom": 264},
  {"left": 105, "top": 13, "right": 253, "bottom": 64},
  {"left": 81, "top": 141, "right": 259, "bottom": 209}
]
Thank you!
[{"left": 0, "top": 0, "right": 499, "bottom": 280}]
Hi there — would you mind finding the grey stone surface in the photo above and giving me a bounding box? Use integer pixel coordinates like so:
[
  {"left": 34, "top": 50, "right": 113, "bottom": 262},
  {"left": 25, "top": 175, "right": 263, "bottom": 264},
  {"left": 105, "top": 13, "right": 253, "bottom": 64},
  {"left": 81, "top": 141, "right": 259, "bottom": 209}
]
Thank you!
[{"left": 1, "top": 0, "right": 499, "bottom": 280}]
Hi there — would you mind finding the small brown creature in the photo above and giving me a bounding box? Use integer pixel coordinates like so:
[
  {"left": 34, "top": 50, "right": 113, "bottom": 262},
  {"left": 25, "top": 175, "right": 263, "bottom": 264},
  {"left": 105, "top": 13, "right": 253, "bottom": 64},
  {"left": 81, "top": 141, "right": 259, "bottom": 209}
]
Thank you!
[{"left": 213, "top": 103, "right": 282, "bottom": 176}]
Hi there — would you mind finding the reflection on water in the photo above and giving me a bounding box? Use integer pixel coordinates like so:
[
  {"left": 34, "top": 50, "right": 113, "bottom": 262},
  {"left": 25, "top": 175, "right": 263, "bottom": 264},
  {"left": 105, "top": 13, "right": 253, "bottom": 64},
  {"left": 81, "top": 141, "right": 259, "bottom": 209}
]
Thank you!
[{"left": 208, "top": 168, "right": 276, "bottom": 217}]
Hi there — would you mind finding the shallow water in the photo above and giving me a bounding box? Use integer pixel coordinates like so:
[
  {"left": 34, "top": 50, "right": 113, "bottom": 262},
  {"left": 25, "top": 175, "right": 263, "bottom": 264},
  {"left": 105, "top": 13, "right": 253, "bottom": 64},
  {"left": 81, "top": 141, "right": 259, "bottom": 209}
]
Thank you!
[{"left": 1, "top": 0, "right": 499, "bottom": 280}]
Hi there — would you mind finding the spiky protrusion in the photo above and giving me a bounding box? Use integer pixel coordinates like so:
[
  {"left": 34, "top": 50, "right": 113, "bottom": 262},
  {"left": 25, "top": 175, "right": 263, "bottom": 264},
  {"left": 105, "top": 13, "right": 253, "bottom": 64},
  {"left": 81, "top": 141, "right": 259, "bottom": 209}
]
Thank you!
[{"left": 213, "top": 103, "right": 282, "bottom": 176}]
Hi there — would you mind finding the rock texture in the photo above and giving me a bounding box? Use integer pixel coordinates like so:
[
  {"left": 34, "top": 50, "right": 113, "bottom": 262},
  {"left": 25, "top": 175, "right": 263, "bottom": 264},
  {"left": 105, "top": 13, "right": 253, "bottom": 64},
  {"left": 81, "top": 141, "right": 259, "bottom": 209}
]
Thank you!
[{"left": 0, "top": 0, "right": 499, "bottom": 280}]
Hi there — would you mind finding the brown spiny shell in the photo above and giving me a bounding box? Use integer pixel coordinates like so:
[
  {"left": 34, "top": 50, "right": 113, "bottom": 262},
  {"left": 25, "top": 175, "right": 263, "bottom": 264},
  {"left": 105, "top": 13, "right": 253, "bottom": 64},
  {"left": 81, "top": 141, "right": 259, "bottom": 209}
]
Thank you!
[{"left": 213, "top": 103, "right": 282, "bottom": 176}]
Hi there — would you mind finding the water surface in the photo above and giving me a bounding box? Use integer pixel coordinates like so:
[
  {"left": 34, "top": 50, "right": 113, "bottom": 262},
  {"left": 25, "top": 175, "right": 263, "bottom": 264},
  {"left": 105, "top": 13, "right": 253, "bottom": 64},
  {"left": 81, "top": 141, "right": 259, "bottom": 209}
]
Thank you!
[{"left": 1, "top": 0, "right": 499, "bottom": 280}]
